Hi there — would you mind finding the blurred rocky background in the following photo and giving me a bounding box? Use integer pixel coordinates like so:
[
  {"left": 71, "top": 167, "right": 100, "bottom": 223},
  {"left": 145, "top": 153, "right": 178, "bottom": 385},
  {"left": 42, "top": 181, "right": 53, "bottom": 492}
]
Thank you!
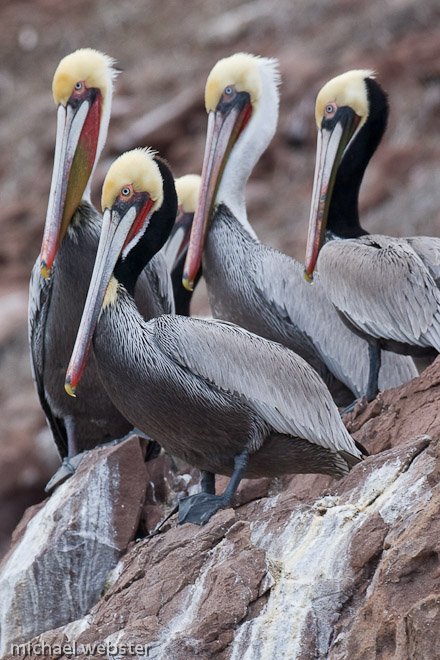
[{"left": 0, "top": 0, "right": 440, "bottom": 576}]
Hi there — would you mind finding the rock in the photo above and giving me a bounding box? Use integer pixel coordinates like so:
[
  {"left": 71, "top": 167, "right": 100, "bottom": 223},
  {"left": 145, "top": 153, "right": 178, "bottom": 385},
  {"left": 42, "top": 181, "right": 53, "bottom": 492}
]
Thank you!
[
  {"left": 348, "top": 511, "right": 389, "bottom": 569},
  {"left": 140, "top": 452, "right": 200, "bottom": 534},
  {"left": 0, "top": 436, "right": 147, "bottom": 654},
  {"left": 344, "top": 355, "right": 440, "bottom": 453},
  {"left": 0, "top": 296, "right": 59, "bottom": 561},
  {"left": 3, "top": 361, "right": 440, "bottom": 659}
]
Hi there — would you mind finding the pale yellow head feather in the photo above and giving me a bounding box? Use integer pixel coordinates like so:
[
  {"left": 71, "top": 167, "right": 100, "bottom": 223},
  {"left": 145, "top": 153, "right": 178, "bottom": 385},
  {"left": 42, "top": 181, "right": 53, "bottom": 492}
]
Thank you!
[
  {"left": 205, "top": 53, "right": 263, "bottom": 113},
  {"left": 315, "top": 69, "right": 375, "bottom": 129},
  {"left": 52, "top": 48, "right": 116, "bottom": 107},
  {"left": 101, "top": 148, "right": 164, "bottom": 212},
  {"left": 175, "top": 174, "right": 200, "bottom": 213}
]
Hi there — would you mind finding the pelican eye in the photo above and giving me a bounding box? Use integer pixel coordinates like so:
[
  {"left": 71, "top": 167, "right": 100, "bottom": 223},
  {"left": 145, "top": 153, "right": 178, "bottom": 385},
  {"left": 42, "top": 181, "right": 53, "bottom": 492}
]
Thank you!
[
  {"left": 74, "top": 81, "right": 83, "bottom": 91},
  {"left": 121, "top": 186, "right": 132, "bottom": 197},
  {"left": 225, "top": 86, "right": 233, "bottom": 96},
  {"left": 324, "top": 103, "right": 338, "bottom": 117}
]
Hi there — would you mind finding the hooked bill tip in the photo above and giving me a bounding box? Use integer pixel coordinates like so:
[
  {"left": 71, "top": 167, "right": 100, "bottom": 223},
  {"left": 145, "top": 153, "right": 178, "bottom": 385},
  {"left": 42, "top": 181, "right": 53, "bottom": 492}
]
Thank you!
[
  {"left": 182, "top": 273, "right": 194, "bottom": 292},
  {"left": 64, "top": 378, "right": 76, "bottom": 398},
  {"left": 303, "top": 268, "right": 314, "bottom": 283}
]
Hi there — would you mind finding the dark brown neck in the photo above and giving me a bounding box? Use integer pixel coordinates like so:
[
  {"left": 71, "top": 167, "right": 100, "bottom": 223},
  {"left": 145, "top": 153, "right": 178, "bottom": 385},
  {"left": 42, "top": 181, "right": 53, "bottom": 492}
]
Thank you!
[{"left": 327, "top": 78, "right": 389, "bottom": 239}]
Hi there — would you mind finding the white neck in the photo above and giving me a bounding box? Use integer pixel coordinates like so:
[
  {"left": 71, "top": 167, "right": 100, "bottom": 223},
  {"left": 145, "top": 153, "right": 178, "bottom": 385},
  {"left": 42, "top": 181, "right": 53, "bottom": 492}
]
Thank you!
[{"left": 216, "top": 58, "right": 279, "bottom": 240}]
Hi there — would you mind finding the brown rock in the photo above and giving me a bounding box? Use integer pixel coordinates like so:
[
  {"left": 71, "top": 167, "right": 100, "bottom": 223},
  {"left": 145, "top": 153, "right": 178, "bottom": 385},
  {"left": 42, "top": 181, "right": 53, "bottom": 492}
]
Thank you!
[
  {"left": 216, "top": 475, "right": 272, "bottom": 507},
  {"left": 403, "top": 594, "right": 440, "bottom": 659},
  {"left": 4, "top": 361, "right": 439, "bottom": 660},
  {"left": 0, "top": 437, "right": 147, "bottom": 654},
  {"left": 344, "top": 356, "right": 440, "bottom": 456},
  {"left": 349, "top": 512, "right": 389, "bottom": 569},
  {"left": 140, "top": 453, "right": 199, "bottom": 533}
]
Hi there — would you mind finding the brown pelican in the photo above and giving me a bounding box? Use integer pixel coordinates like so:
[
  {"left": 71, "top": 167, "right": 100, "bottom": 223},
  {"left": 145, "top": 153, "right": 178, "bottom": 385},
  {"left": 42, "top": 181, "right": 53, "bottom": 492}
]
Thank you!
[
  {"left": 65, "top": 148, "right": 364, "bottom": 525},
  {"left": 182, "top": 54, "right": 417, "bottom": 407},
  {"left": 304, "top": 70, "right": 440, "bottom": 399},
  {"left": 29, "top": 49, "right": 172, "bottom": 469},
  {"left": 163, "top": 174, "right": 201, "bottom": 316}
]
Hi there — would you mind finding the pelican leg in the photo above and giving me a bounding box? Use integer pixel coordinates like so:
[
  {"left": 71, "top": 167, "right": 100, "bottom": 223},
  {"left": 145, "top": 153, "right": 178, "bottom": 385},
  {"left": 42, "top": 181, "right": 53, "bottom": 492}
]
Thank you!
[
  {"left": 178, "top": 448, "right": 249, "bottom": 525},
  {"left": 200, "top": 470, "right": 216, "bottom": 494},
  {"left": 366, "top": 341, "right": 381, "bottom": 401},
  {"left": 65, "top": 417, "right": 79, "bottom": 457},
  {"left": 341, "top": 341, "right": 382, "bottom": 416},
  {"left": 46, "top": 430, "right": 160, "bottom": 494}
]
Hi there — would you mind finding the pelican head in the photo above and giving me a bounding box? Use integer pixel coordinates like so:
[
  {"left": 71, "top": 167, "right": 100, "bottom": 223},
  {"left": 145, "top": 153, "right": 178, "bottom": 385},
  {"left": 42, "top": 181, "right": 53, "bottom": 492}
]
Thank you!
[
  {"left": 65, "top": 148, "right": 176, "bottom": 397},
  {"left": 304, "top": 70, "right": 376, "bottom": 280},
  {"left": 182, "top": 53, "right": 280, "bottom": 291},
  {"left": 175, "top": 174, "right": 201, "bottom": 215},
  {"left": 40, "top": 48, "right": 116, "bottom": 278}
]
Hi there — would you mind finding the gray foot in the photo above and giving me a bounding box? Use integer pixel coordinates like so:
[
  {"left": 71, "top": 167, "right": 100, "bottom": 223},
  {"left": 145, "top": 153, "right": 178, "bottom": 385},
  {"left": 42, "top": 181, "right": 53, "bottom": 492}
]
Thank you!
[
  {"left": 178, "top": 493, "right": 228, "bottom": 526},
  {"left": 45, "top": 453, "right": 85, "bottom": 493}
]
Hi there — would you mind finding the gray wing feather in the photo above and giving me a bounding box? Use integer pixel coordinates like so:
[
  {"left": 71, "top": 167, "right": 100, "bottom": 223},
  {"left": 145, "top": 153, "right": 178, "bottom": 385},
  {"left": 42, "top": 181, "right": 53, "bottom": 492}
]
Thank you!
[
  {"left": 147, "top": 252, "right": 175, "bottom": 315},
  {"left": 378, "top": 349, "right": 418, "bottom": 390},
  {"left": 154, "top": 314, "right": 360, "bottom": 457},
  {"left": 249, "top": 246, "right": 374, "bottom": 396},
  {"left": 28, "top": 260, "right": 68, "bottom": 456},
  {"left": 318, "top": 236, "right": 440, "bottom": 351},
  {"left": 249, "top": 247, "right": 362, "bottom": 393},
  {"left": 135, "top": 252, "right": 175, "bottom": 318},
  {"left": 251, "top": 246, "right": 417, "bottom": 394},
  {"left": 405, "top": 236, "right": 440, "bottom": 287}
]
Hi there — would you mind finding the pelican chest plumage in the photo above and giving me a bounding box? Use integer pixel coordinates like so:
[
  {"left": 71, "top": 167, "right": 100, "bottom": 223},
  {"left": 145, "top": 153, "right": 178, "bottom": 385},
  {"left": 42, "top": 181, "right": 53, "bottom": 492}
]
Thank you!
[
  {"left": 65, "top": 148, "right": 364, "bottom": 525},
  {"left": 304, "top": 70, "right": 440, "bottom": 398},
  {"left": 182, "top": 53, "right": 416, "bottom": 406},
  {"left": 29, "top": 49, "right": 172, "bottom": 466}
]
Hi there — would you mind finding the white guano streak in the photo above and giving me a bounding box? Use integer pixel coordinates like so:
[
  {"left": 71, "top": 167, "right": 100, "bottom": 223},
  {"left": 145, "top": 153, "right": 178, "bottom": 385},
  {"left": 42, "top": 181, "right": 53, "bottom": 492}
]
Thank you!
[{"left": 230, "top": 447, "right": 432, "bottom": 660}]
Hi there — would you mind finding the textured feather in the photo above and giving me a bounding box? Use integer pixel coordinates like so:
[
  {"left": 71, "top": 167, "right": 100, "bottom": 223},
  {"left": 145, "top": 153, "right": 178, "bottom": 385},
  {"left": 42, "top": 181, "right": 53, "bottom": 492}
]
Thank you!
[
  {"left": 197, "top": 55, "right": 417, "bottom": 403},
  {"left": 28, "top": 261, "right": 68, "bottom": 456},
  {"left": 29, "top": 202, "right": 174, "bottom": 457},
  {"left": 204, "top": 206, "right": 417, "bottom": 400},
  {"left": 136, "top": 251, "right": 175, "bottom": 317},
  {"left": 318, "top": 235, "right": 440, "bottom": 350},
  {"left": 92, "top": 289, "right": 354, "bottom": 479},
  {"left": 255, "top": 250, "right": 417, "bottom": 392},
  {"left": 405, "top": 236, "right": 440, "bottom": 288},
  {"left": 153, "top": 314, "right": 360, "bottom": 458}
]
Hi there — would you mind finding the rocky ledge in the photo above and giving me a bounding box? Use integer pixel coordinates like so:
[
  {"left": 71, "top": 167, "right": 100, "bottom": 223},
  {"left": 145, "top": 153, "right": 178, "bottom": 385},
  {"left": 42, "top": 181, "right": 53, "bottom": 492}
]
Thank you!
[{"left": 1, "top": 359, "right": 440, "bottom": 659}]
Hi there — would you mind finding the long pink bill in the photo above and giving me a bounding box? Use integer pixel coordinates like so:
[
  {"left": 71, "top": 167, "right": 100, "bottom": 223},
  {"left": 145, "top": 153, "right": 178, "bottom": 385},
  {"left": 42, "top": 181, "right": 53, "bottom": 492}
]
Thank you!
[
  {"left": 304, "top": 109, "right": 362, "bottom": 282},
  {"left": 40, "top": 94, "right": 101, "bottom": 278},
  {"left": 303, "top": 123, "right": 348, "bottom": 282},
  {"left": 64, "top": 205, "right": 137, "bottom": 397},
  {"left": 182, "top": 102, "right": 248, "bottom": 291}
]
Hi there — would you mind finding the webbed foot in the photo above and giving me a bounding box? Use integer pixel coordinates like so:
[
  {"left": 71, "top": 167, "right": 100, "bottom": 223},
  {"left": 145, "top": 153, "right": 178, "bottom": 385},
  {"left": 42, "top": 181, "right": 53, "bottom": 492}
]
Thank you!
[
  {"left": 178, "top": 448, "right": 249, "bottom": 525},
  {"left": 178, "top": 493, "right": 228, "bottom": 525},
  {"left": 44, "top": 453, "right": 85, "bottom": 493}
]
